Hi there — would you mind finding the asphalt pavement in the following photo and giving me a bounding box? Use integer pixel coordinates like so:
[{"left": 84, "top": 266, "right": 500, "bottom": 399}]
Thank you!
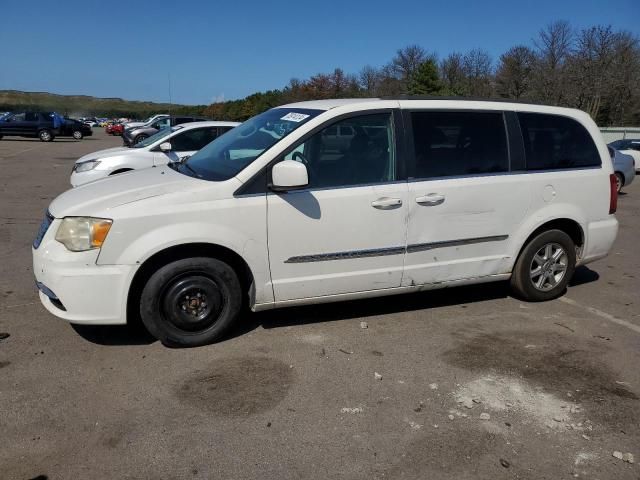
[{"left": 0, "top": 131, "right": 638, "bottom": 479}]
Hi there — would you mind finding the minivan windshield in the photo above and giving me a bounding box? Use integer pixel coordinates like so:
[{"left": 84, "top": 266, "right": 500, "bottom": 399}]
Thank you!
[
  {"left": 176, "top": 108, "right": 322, "bottom": 181},
  {"left": 133, "top": 126, "right": 182, "bottom": 148}
]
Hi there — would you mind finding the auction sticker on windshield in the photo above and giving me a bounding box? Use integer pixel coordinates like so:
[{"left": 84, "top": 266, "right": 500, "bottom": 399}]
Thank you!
[{"left": 280, "top": 112, "right": 310, "bottom": 122}]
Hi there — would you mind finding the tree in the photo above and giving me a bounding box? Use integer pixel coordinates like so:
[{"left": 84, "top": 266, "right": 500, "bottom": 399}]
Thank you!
[
  {"left": 496, "top": 46, "right": 536, "bottom": 98},
  {"left": 440, "top": 52, "right": 467, "bottom": 95},
  {"left": 408, "top": 60, "right": 443, "bottom": 95},
  {"left": 531, "top": 21, "right": 574, "bottom": 104},
  {"left": 462, "top": 49, "right": 494, "bottom": 97},
  {"left": 391, "top": 45, "right": 428, "bottom": 82}
]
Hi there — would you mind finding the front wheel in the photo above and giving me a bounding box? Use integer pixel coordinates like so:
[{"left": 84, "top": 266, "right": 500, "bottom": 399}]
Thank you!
[
  {"left": 39, "top": 129, "right": 54, "bottom": 142},
  {"left": 134, "top": 134, "right": 148, "bottom": 144},
  {"left": 72, "top": 130, "right": 83, "bottom": 140},
  {"left": 510, "top": 229, "right": 576, "bottom": 302},
  {"left": 139, "top": 257, "right": 242, "bottom": 347}
]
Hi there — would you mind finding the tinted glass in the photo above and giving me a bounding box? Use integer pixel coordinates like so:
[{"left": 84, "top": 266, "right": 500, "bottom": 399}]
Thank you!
[
  {"left": 410, "top": 111, "right": 508, "bottom": 178},
  {"left": 179, "top": 108, "right": 321, "bottom": 181},
  {"left": 284, "top": 113, "right": 395, "bottom": 189},
  {"left": 171, "top": 127, "right": 219, "bottom": 151},
  {"left": 9, "top": 113, "right": 26, "bottom": 122},
  {"left": 518, "top": 113, "right": 601, "bottom": 170},
  {"left": 25, "top": 112, "right": 39, "bottom": 121}
]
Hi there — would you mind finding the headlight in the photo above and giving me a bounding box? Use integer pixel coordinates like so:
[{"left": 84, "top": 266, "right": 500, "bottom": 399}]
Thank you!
[
  {"left": 55, "top": 217, "right": 113, "bottom": 252},
  {"left": 74, "top": 159, "right": 100, "bottom": 172}
]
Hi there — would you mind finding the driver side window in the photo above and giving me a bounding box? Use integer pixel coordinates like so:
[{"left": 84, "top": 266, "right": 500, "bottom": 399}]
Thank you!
[{"left": 285, "top": 113, "right": 395, "bottom": 189}]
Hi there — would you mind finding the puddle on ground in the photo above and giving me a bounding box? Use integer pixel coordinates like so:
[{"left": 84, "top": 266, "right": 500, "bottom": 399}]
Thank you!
[
  {"left": 441, "top": 330, "right": 638, "bottom": 431},
  {"left": 177, "top": 357, "right": 294, "bottom": 416}
]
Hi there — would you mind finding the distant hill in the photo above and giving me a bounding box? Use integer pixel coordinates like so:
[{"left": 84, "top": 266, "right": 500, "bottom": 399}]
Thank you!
[{"left": 0, "top": 90, "right": 207, "bottom": 119}]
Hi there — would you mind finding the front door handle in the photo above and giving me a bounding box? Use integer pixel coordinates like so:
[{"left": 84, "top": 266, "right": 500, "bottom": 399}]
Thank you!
[
  {"left": 371, "top": 197, "right": 403, "bottom": 209},
  {"left": 416, "top": 194, "right": 445, "bottom": 206}
]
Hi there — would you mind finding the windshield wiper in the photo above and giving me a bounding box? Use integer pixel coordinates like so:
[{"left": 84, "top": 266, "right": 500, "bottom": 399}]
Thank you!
[{"left": 181, "top": 162, "right": 199, "bottom": 177}]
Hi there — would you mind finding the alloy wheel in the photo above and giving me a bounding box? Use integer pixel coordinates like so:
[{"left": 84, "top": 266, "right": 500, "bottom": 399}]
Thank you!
[{"left": 529, "top": 242, "right": 568, "bottom": 292}]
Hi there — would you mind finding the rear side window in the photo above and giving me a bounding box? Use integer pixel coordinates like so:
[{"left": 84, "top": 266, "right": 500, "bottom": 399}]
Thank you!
[
  {"left": 410, "top": 111, "right": 509, "bottom": 179},
  {"left": 518, "top": 113, "right": 601, "bottom": 170},
  {"left": 170, "top": 127, "right": 219, "bottom": 151}
]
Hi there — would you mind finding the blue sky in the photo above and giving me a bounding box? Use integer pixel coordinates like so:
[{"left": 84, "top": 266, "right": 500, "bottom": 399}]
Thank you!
[{"left": 1, "top": 0, "right": 638, "bottom": 105}]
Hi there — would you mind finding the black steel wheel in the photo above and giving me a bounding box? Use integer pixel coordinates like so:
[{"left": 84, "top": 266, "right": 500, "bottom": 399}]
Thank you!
[{"left": 139, "top": 257, "right": 242, "bottom": 347}]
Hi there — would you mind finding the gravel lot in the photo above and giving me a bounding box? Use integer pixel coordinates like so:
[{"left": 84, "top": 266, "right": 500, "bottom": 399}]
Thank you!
[{"left": 0, "top": 131, "right": 639, "bottom": 479}]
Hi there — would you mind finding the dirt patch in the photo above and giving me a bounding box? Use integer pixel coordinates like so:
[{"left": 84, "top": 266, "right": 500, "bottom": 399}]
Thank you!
[
  {"left": 442, "top": 330, "right": 639, "bottom": 431},
  {"left": 456, "top": 374, "right": 573, "bottom": 427},
  {"left": 0, "top": 361, "right": 10, "bottom": 369},
  {"left": 177, "top": 357, "right": 294, "bottom": 416}
]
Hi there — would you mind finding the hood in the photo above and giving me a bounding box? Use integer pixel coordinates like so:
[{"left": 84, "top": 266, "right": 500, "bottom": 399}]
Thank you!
[
  {"left": 76, "top": 146, "right": 135, "bottom": 163},
  {"left": 124, "top": 121, "right": 146, "bottom": 128},
  {"left": 49, "top": 166, "right": 203, "bottom": 217}
]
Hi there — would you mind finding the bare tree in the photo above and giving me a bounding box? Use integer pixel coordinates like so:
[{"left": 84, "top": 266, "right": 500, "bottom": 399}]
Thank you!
[
  {"left": 359, "top": 65, "right": 380, "bottom": 95},
  {"left": 496, "top": 45, "right": 536, "bottom": 98},
  {"left": 391, "top": 45, "right": 428, "bottom": 82},
  {"left": 440, "top": 52, "right": 467, "bottom": 95},
  {"left": 462, "top": 49, "right": 494, "bottom": 97},
  {"left": 531, "top": 21, "right": 574, "bottom": 103}
]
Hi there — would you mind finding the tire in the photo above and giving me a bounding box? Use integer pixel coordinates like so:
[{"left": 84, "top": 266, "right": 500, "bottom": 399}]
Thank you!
[
  {"left": 510, "top": 229, "right": 576, "bottom": 302},
  {"left": 38, "top": 129, "right": 53, "bottom": 142},
  {"left": 134, "top": 134, "right": 148, "bottom": 144},
  {"left": 139, "top": 257, "right": 242, "bottom": 347},
  {"left": 615, "top": 172, "right": 624, "bottom": 193},
  {"left": 72, "top": 130, "right": 83, "bottom": 140}
]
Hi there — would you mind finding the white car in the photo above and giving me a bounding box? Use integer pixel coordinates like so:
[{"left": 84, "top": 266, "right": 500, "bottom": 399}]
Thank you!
[
  {"left": 70, "top": 121, "right": 239, "bottom": 186},
  {"left": 124, "top": 114, "right": 169, "bottom": 129},
  {"left": 33, "top": 98, "right": 619, "bottom": 347}
]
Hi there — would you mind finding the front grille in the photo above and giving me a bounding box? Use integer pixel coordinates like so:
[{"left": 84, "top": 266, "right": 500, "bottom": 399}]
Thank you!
[{"left": 33, "top": 210, "right": 54, "bottom": 249}]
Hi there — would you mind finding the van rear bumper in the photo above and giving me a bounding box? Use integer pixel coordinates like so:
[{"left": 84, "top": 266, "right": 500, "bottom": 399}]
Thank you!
[{"left": 579, "top": 216, "right": 618, "bottom": 266}]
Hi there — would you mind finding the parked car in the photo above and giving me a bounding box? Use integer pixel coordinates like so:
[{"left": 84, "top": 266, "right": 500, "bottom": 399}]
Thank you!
[
  {"left": 608, "top": 139, "right": 640, "bottom": 171},
  {"left": 32, "top": 98, "right": 619, "bottom": 347},
  {"left": 0, "top": 111, "right": 60, "bottom": 141},
  {"left": 82, "top": 117, "right": 99, "bottom": 127},
  {"left": 71, "top": 121, "right": 239, "bottom": 186},
  {"left": 124, "top": 114, "right": 169, "bottom": 130},
  {"left": 608, "top": 146, "right": 635, "bottom": 193},
  {"left": 106, "top": 123, "right": 124, "bottom": 136},
  {"left": 122, "top": 116, "right": 209, "bottom": 146},
  {"left": 59, "top": 118, "right": 93, "bottom": 140}
]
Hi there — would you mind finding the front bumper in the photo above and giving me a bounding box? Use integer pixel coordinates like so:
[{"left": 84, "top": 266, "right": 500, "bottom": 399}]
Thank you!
[{"left": 32, "top": 221, "right": 137, "bottom": 325}]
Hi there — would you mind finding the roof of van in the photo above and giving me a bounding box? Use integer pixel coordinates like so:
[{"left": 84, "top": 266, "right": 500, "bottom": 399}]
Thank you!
[{"left": 279, "top": 97, "right": 579, "bottom": 114}]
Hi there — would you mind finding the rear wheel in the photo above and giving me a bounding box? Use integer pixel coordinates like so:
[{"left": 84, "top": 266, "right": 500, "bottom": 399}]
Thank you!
[
  {"left": 72, "top": 130, "right": 83, "bottom": 140},
  {"left": 615, "top": 172, "right": 624, "bottom": 193},
  {"left": 510, "top": 229, "right": 576, "bottom": 302},
  {"left": 139, "top": 257, "right": 242, "bottom": 347},
  {"left": 39, "top": 129, "right": 53, "bottom": 142}
]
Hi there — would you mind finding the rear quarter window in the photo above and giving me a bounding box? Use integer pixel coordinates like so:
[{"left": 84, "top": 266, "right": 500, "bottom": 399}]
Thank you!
[{"left": 518, "top": 113, "right": 601, "bottom": 170}]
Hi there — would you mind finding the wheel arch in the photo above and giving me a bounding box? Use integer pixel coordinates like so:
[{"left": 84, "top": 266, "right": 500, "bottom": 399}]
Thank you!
[
  {"left": 126, "top": 242, "right": 255, "bottom": 326},
  {"left": 512, "top": 217, "right": 585, "bottom": 271}
]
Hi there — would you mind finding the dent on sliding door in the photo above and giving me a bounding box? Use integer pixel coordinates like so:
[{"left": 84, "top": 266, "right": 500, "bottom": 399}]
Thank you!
[{"left": 403, "top": 109, "right": 531, "bottom": 285}]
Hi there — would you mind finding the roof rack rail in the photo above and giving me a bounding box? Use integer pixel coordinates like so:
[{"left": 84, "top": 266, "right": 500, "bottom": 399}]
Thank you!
[{"left": 379, "top": 95, "right": 555, "bottom": 107}]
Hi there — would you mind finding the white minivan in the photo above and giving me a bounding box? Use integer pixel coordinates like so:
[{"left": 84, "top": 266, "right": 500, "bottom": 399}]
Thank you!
[
  {"left": 71, "top": 121, "right": 239, "bottom": 186},
  {"left": 33, "top": 98, "right": 619, "bottom": 347}
]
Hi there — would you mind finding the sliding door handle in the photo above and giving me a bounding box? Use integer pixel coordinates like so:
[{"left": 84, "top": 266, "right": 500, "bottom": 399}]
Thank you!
[
  {"left": 416, "top": 194, "right": 445, "bottom": 206},
  {"left": 371, "top": 197, "right": 402, "bottom": 209}
]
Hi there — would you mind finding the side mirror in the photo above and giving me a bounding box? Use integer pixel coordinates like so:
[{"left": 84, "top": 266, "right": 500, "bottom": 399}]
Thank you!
[
  {"left": 159, "top": 142, "right": 172, "bottom": 152},
  {"left": 270, "top": 160, "right": 308, "bottom": 192}
]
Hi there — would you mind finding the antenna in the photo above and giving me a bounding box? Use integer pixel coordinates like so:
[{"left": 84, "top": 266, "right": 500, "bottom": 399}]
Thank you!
[{"left": 168, "top": 72, "right": 172, "bottom": 116}]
